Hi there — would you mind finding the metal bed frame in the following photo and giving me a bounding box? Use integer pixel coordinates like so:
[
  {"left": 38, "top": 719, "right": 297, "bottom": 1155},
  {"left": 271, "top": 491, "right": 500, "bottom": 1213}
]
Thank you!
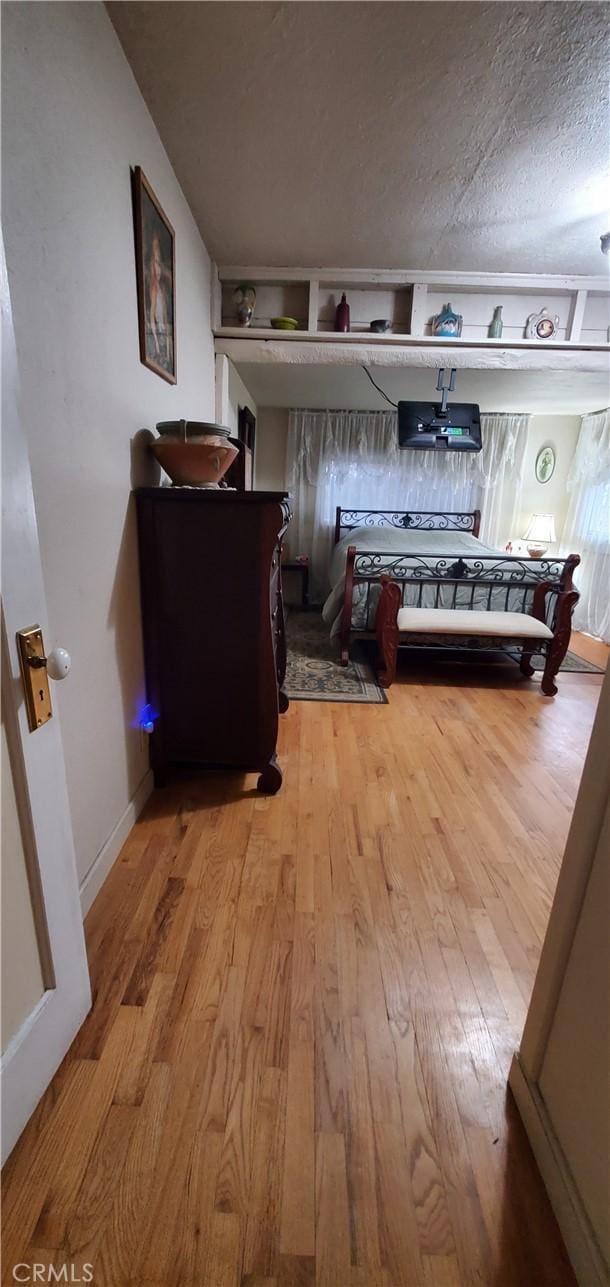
[{"left": 333, "top": 507, "right": 579, "bottom": 687}]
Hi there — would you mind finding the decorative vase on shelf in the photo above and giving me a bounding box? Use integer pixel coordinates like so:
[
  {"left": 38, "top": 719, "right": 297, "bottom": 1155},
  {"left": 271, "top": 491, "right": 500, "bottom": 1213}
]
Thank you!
[
  {"left": 488, "top": 305, "right": 503, "bottom": 338},
  {"left": 431, "top": 302, "right": 462, "bottom": 337},
  {"left": 335, "top": 293, "right": 350, "bottom": 333},
  {"left": 233, "top": 283, "right": 256, "bottom": 328}
]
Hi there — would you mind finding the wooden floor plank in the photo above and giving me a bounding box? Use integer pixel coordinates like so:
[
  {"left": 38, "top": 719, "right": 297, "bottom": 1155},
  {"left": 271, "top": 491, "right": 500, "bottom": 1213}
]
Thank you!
[
  {"left": 3, "top": 663, "right": 598, "bottom": 1285},
  {"left": 94, "top": 1062, "right": 171, "bottom": 1284},
  {"left": 314, "top": 1133, "right": 352, "bottom": 1287},
  {"left": 242, "top": 1066, "right": 287, "bottom": 1281},
  {"left": 571, "top": 629, "right": 609, "bottom": 668},
  {"left": 279, "top": 913, "right": 315, "bottom": 1259}
]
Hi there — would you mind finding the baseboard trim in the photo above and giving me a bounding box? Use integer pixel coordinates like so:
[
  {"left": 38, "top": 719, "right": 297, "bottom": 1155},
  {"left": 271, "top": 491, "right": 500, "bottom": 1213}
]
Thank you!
[
  {"left": 509, "top": 1053, "right": 607, "bottom": 1287},
  {"left": 79, "top": 769, "right": 154, "bottom": 917}
]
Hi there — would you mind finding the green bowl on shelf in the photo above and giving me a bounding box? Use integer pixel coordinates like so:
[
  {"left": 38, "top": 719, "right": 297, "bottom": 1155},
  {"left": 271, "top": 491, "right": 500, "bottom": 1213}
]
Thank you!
[{"left": 270, "top": 317, "right": 299, "bottom": 330}]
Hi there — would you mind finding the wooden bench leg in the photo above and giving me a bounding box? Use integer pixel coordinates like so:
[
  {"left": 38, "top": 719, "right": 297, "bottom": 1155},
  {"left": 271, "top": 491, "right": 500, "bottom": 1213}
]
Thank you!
[
  {"left": 376, "top": 576, "right": 402, "bottom": 689},
  {"left": 540, "top": 591, "right": 579, "bottom": 696},
  {"left": 541, "top": 637, "right": 571, "bottom": 696},
  {"left": 339, "top": 543, "right": 356, "bottom": 665},
  {"left": 541, "top": 643, "right": 562, "bottom": 697},
  {"left": 520, "top": 647, "right": 535, "bottom": 678},
  {"left": 378, "top": 627, "right": 398, "bottom": 688},
  {"left": 339, "top": 628, "right": 350, "bottom": 667}
]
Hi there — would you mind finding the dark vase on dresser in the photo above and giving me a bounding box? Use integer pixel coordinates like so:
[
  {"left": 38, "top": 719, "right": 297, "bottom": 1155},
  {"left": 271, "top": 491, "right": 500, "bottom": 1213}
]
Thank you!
[{"left": 135, "top": 488, "right": 292, "bottom": 793}]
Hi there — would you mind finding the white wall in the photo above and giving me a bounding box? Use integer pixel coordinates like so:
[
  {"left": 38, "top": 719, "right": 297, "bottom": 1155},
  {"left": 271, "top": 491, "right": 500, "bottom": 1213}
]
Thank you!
[
  {"left": 2, "top": 2, "right": 215, "bottom": 897},
  {"left": 227, "top": 361, "right": 257, "bottom": 437},
  {"left": 516, "top": 414, "right": 580, "bottom": 546},
  {"left": 255, "top": 408, "right": 289, "bottom": 491}
]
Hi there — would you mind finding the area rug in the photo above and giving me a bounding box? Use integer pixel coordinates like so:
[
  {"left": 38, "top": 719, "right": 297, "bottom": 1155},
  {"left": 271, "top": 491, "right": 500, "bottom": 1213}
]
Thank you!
[
  {"left": 284, "top": 610, "right": 387, "bottom": 703},
  {"left": 529, "top": 651, "right": 604, "bottom": 674},
  {"left": 284, "top": 612, "right": 604, "bottom": 703}
]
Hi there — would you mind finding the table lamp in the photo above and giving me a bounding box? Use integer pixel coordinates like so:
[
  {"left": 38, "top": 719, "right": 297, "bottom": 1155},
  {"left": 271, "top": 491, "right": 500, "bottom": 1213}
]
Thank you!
[{"left": 523, "top": 513, "right": 556, "bottom": 558}]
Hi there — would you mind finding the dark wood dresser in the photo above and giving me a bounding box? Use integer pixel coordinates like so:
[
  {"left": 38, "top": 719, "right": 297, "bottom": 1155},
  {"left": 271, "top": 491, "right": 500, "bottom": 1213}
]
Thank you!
[{"left": 135, "top": 488, "right": 292, "bottom": 793}]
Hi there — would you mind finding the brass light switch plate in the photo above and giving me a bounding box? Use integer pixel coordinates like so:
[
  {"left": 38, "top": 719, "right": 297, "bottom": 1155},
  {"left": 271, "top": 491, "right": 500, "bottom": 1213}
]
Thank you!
[{"left": 17, "top": 625, "right": 53, "bottom": 731}]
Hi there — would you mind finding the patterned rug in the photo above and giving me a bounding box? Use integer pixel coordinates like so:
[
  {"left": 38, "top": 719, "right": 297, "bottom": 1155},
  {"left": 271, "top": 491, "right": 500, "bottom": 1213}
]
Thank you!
[
  {"left": 284, "top": 611, "right": 604, "bottom": 702},
  {"left": 284, "top": 610, "right": 387, "bottom": 703},
  {"left": 529, "top": 651, "right": 604, "bottom": 674}
]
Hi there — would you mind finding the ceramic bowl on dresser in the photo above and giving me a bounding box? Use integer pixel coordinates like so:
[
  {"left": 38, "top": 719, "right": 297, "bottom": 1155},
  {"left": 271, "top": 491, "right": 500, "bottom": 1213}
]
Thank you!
[{"left": 151, "top": 420, "right": 237, "bottom": 487}]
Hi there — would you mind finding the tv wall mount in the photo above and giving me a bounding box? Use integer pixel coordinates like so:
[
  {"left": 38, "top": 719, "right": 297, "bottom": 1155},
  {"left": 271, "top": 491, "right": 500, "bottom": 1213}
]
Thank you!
[{"left": 435, "top": 368, "right": 457, "bottom": 418}]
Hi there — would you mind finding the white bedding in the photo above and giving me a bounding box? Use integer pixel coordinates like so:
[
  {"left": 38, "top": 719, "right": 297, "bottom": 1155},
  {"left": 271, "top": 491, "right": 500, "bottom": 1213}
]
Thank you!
[{"left": 322, "top": 526, "right": 510, "bottom": 636}]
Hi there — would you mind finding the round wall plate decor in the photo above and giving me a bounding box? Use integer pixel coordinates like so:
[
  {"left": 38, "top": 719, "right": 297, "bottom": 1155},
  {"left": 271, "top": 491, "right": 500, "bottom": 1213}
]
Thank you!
[{"left": 536, "top": 444, "right": 556, "bottom": 484}]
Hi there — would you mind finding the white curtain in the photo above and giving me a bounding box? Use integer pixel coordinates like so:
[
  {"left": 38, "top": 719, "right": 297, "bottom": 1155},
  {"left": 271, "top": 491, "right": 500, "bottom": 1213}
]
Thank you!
[
  {"left": 561, "top": 408, "right": 610, "bottom": 642},
  {"left": 286, "top": 409, "right": 529, "bottom": 595}
]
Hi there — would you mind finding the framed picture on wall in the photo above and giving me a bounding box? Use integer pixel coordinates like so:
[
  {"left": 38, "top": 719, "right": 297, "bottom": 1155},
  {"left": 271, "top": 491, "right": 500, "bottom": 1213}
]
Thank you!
[
  {"left": 535, "top": 444, "right": 556, "bottom": 484},
  {"left": 132, "top": 166, "right": 176, "bottom": 384}
]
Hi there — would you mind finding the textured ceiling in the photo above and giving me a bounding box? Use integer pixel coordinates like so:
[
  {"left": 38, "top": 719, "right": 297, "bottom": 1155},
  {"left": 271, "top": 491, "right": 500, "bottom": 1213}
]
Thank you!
[
  {"left": 108, "top": 1, "right": 610, "bottom": 274},
  {"left": 233, "top": 362, "right": 608, "bottom": 414}
]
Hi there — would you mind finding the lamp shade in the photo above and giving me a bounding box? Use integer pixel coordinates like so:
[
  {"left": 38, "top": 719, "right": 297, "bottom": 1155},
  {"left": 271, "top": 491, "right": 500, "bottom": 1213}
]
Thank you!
[{"left": 523, "top": 513, "right": 556, "bottom": 543}]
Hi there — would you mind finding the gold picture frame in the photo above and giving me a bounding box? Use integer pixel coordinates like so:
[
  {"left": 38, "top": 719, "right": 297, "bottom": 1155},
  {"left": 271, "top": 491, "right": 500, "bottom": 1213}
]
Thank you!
[{"left": 132, "top": 166, "right": 176, "bottom": 384}]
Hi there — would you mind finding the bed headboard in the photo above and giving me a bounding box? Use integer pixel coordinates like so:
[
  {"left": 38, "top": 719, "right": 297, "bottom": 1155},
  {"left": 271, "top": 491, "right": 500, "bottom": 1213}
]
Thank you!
[{"left": 334, "top": 507, "right": 481, "bottom": 543}]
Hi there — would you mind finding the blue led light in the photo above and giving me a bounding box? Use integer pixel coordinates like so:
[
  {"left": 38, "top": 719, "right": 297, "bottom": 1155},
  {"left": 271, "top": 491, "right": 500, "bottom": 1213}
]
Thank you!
[{"left": 138, "top": 703, "right": 158, "bottom": 734}]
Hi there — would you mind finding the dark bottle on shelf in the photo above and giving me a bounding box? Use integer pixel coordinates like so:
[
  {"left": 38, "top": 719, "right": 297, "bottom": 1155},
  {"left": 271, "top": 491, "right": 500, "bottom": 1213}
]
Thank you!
[{"left": 335, "top": 292, "right": 350, "bottom": 332}]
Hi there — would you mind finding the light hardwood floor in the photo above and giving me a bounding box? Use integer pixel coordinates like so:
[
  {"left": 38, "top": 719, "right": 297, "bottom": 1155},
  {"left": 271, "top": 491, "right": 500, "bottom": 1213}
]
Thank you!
[
  {"left": 2, "top": 658, "right": 605, "bottom": 1286},
  {"left": 571, "top": 628, "right": 609, "bottom": 669}
]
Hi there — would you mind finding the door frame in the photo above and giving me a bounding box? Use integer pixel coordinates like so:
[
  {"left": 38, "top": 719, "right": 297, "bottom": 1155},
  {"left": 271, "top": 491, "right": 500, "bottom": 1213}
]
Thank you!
[
  {"left": 509, "top": 671, "right": 610, "bottom": 1287},
  {"left": 1, "top": 236, "right": 91, "bottom": 1164}
]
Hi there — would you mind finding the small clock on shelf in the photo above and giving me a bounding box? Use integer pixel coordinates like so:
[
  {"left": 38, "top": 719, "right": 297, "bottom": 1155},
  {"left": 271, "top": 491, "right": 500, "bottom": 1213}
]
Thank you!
[{"left": 525, "top": 307, "right": 560, "bottom": 340}]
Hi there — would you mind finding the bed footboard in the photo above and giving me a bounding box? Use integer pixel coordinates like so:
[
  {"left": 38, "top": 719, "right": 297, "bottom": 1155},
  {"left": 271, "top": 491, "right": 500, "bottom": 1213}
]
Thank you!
[
  {"left": 375, "top": 576, "right": 402, "bottom": 687},
  {"left": 338, "top": 544, "right": 356, "bottom": 665},
  {"left": 338, "top": 548, "right": 580, "bottom": 664}
]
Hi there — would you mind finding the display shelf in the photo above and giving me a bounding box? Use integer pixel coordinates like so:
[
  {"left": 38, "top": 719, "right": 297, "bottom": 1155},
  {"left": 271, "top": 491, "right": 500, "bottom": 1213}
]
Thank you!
[
  {"left": 213, "top": 327, "right": 609, "bottom": 351},
  {"left": 214, "top": 265, "right": 610, "bottom": 345}
]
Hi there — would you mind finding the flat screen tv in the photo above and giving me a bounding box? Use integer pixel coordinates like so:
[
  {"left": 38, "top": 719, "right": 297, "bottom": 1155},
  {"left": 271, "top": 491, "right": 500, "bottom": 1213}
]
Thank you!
[{"left": 398, "top": 401, "right": 482, "bottom": 451}]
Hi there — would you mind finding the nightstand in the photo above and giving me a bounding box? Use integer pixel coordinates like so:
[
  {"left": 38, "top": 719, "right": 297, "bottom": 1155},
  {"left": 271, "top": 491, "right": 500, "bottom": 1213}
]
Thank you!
[{"left": 281, "top": 555, "right": 309, "bottom": 607}]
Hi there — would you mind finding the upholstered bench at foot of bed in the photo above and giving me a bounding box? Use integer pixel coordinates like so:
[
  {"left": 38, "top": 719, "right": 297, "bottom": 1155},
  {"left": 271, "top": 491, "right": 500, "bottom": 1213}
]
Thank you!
[
  {"left": 396, "top": 607, "right": 553, "bottom": 640},
  {"left": 375, "top": 578, "right": 578, "bottom": 697}
]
